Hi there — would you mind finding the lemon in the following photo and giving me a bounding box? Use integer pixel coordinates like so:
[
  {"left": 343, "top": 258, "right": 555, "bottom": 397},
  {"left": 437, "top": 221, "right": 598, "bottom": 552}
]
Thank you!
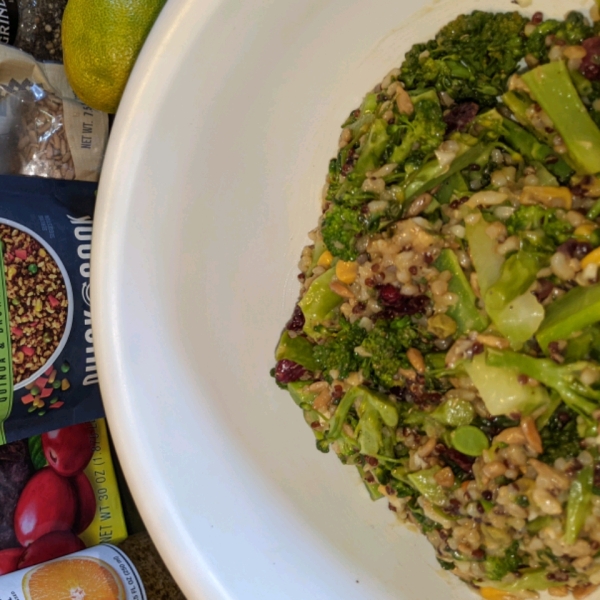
[{"left": 62, "top": 0, "right": 167, "bottom": 114}]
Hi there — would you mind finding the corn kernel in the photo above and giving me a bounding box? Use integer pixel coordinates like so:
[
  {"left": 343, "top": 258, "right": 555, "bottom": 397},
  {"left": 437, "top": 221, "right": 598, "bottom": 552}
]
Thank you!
[
  {"left": 479, "top": 588, "right": 519, "bottom": 600},
  {"left": 575, "top": 223, "right": 597, "bottom": 238},
  {"left": 581, "top": 247, "right": 600, "bottom": 269},
  {"left": 335, "top": 260, "right": 358, "bottom": 284},
  {"left": 317, "top": 250, "right": 333, "bottom": 268},
  {"left": 520, "top": 186, "right": 572, "bottom": 210},
  {"left": 7, "top": 267, "right": 16, "bottom": 281}
]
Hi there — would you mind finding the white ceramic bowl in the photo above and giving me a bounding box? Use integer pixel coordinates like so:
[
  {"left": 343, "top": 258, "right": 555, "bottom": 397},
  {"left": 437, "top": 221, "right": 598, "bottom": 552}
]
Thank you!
[{"left": 92, "top": 0, "right": 580, "bottom": 598}]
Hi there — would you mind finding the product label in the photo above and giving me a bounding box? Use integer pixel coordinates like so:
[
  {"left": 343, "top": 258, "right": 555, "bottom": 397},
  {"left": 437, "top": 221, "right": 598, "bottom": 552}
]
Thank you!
[
  {"left": 0, "top": 176, "right": 103, "bottom": 445},
  {"left": 0, "top": 0, "right": 18, "bottom": 46},
  {"left": 0, "top": 544, "right": 147, "bottom": 600}
]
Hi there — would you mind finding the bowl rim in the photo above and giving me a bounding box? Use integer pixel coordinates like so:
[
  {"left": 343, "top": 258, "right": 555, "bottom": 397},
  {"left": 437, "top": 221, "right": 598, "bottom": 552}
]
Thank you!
[{"left": 91, "top": 0, "right": 227, "bottom": 598}]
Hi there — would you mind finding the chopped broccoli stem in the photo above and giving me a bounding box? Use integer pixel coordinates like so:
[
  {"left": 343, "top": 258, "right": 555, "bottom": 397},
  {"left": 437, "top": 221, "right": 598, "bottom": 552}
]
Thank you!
[
  {"left": 275, "top": 331, "right": 318, "bottom": 371},
  {"left": 483, "top": 251, "right": 546, "bottom": 348},
  {"left": 522, "top": 62, "right": 600, "bottom": 175},
  {"left": 536, "top": 282, "right": 600, "bottom": 352},
  {"left": 465, "top": 353, "right": 550, "bottom": 417},
  {"left": 486, "top": 349, "right": 600, "bottom": 416},
  {"left": 299, "top": 268, "right": 344, "bottom": 339},
  {"left": 353, "top": 118, "right": 390, "bottom": 178},
  {"left": 434, "top": 249, "right": 488, "bottom": 334},
  {"left": 500, "top": 114, "right": 573, "bottom": 182},
  {"left": 403, "top": 142, "right": 493, "bottom": 201},
  {"left": 564, "top": 465, "right": 593, "bottom": 545}
]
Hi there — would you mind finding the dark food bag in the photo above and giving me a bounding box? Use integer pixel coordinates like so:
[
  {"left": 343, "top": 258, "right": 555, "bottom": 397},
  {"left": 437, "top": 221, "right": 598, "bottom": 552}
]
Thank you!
[{"left": 0, "top": 174, "right": 102, "bottom": 444}]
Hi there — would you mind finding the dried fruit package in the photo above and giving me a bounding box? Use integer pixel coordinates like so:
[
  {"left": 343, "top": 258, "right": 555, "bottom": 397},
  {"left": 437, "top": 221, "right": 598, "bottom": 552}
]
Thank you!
[
  {"left": 0, "top": 44, "right": 108, "bottom": 181},
  {"left": 0, "top": 419, "right": 127, "bottom": 577},
  {"left": 0, "top": 174, "right": 101, "bottom": 444}
]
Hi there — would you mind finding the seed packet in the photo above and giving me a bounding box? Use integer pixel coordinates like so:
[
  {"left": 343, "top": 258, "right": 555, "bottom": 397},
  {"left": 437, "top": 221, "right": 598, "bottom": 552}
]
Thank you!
[
  {"left": 0, "top": 419, "right": 127, "bottom": 577},
  {"left": 0, "top": 44, "right": 108, "bottom": 181},
  {"left": 0, "top": 174, "right": 102, "bottom": 445}
]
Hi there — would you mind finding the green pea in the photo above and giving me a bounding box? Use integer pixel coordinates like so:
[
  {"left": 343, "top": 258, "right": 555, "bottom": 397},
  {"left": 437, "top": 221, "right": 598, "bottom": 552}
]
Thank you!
[
  {"left": 27, "top": 406, "right": 36, "bottom": 413},
  {"left": 11, "top": 298, "right": 19, "bottom": 306},
  {"left": 37, "top": 410, "right": 46, "bottom": 416},
  {"left": 30, "top": 386, "right": 40, "bottom": 397},
  {"left": 43, "top": 332, "right": 52, "bottom": 344},
  {"left": 60, "top": 361, "right": 70, "bottom": 373},
  {"left": 52, "top": 380, "right": 61, "bottom": 389},
  {"left": 49, "top": 397, "right": 58, "bottom": 405},
  {"left": 450, "top": 425, "right": 489, "bottom": 457},
  {"left": 28, "top": 264, "right": 38, "bottom": 275}
]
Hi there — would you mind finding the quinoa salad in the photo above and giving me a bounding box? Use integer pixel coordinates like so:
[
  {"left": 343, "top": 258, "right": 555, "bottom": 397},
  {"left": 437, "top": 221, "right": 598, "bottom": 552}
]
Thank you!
[
  {"left": 0, "top": 223, "right": 68, "bottom": 384},
  {"left": 272, "top": 8, "right": 600, "bottom": 599}
]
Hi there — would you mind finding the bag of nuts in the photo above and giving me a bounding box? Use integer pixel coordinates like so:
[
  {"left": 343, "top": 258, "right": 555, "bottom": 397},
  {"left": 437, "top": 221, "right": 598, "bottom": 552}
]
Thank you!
[{"left": 0, "top": 45, "right": 108, "bottom": 181}]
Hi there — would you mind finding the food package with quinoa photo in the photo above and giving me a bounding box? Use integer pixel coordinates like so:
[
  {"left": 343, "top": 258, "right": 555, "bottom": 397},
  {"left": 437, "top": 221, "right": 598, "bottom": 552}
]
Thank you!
[
  {"left": 0, "top": 173, "right": 101, "bottom": 445},
  {"left": 0, "top": 418, "right": 126, "bottom": 576}
]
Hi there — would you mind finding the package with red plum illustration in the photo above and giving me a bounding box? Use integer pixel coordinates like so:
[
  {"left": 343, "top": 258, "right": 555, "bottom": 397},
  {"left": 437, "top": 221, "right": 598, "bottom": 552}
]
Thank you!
[
  {"left": 0, "top": 174, "right": 102, "bottom": 444},
  {"left": 0, "top": 418, "right": 126, "bottom": 576}
]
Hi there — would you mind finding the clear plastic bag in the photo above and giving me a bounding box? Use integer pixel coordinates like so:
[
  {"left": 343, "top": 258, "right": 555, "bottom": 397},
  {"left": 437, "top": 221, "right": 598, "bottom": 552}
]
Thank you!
[{"left": 0, "top": 45, "right": 108, "bottom": 181}]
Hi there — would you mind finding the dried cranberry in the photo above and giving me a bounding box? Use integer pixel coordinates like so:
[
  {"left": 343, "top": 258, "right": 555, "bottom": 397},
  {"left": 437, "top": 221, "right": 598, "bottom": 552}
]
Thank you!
[
  {"left": 443, "top": 102, "right": 479, "bottom": 133},
  {"left": 286, "top": 305, "right": 305, "bottom": 332},
  {"left": 332, "top": 385, "right": 344, "bottom": 400},
  {"left": 481, "top": 490, "right": 493, "bottom": 501},
  {"left": 534, "top": 278, "right": 554, "bottom": 303},
  {"left": 437, "top": 445, "right": 475, "bottom": 474},
  {"left": 366, "top": 456, "right": 378, "bottom": 467},
  {"left": 377, "top": 284, "right": 430, "bottom": 317},
  {"left": 379, "top": 284, "right": 402, "bottom": 305},
  {"left": 471, "top": 342, "right": 484, "bottom": 355},
  {"left": 275, "top": 359, "right": 306, "bottom": 384},
  {"left": 472, "top": 548, "right": 485, "bottom": 560},
  {"left": 352, "top": 302, "right": 366, "bottom": 314},
  {"left": 388, "top": 503, "right": 397, "bottom": 512},
  {"left": 531, "top": 11, "right": 543, "bottom": 24},
  {"left": 581, "top": 37, "right": 600, "bottom": 81},
  {"left": 449, "top": 196, "right": 469, "bottom": 210},
  {"left": 557, "top": 239, "right": 593, "bottom": 260}
]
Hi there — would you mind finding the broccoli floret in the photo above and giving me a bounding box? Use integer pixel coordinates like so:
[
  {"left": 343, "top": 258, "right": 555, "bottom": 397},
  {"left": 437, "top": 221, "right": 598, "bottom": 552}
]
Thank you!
[
  {"left": 539, "top": 406, "right": 581, "bottom": 465},
  {"left": 526, "top": 12, "right": 594, "bottom": 63},
  {"left": 506, "top": 205, "right": 573, "bottom": 252},
  {"left": 485, "top": 542, "right": 521, "bottom": 581},
  {"left": 361, "top": 317, "right": 431, "bottom": 389},
  {"left": 313, "top": 318, "right": 367, "bottom": 380},
  {"left": 400, "top": 11, "right": 528, "bottom": 108},
  {"left": 321, "top": 205, "right": 368, "bottom": 261},
  {"left": 388, "top": 91, "right": 446, "bottom": 171}
]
